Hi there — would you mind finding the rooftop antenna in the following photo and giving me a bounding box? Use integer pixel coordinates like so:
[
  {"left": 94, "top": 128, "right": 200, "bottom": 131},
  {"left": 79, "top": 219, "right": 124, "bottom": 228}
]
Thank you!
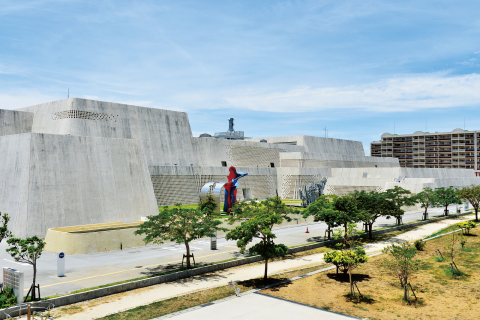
[{"left": 324, "top": 127, "right": 327, "bottom": 138}]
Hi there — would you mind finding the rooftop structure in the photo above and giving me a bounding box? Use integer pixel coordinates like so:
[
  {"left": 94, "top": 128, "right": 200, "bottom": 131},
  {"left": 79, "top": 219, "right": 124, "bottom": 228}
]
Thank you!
[{"left": 213, "top": 118, "right": 245, "bottom": 140}]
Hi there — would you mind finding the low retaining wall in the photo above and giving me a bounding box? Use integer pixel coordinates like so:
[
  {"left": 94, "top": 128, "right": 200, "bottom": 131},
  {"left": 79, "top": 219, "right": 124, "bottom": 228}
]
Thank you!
[{"left": 0, "top": 211, "right": 472, "bottom": 319}]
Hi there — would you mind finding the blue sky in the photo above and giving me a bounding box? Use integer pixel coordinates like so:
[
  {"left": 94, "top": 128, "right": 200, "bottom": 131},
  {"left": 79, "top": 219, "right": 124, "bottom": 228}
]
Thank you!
[{"left": 1, "top": 1, "right": 480, "bottom": 154}]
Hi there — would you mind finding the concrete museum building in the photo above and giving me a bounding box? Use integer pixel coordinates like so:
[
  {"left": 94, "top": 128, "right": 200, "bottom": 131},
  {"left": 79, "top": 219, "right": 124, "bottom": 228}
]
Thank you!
[{"left": 0, "top": 98, "right": 478, "bottom": 238}]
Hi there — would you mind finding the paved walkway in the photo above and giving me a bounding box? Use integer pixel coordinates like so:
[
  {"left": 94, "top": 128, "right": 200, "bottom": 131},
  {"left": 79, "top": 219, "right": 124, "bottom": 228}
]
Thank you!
[
  {"left": 40, "top": 214, "right": 473, "bottom": 320},
  {"left": 157, "top": 292, "right": 359, "bottom": 320}
]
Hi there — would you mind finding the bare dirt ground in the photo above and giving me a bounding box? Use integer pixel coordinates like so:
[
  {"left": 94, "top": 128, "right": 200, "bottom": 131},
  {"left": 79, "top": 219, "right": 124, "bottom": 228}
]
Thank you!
[{"left": 262, "top": 227, "right": 480, "bottom": 320}]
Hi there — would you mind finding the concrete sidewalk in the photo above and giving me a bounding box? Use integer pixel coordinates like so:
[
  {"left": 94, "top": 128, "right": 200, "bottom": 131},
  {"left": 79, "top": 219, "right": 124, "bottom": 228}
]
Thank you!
[
  {"left": 43, "top": 214, "right": 473, "bottom": 320},
  {"left": 157, "top": 292, "right": 359, "bottom": 320}
]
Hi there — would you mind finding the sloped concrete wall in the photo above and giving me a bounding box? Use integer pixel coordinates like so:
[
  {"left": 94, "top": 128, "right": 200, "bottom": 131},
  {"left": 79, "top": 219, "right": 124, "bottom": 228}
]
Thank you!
[
  {"left": 247, "top": 135, "right": 365, "bottom": 156},
  {"left": 191, "top": 137, "right": 302, "bottom": 168},
  {"left": 0, "top": 134, "right": 31, "bottom": 239},
  {"left": 0, "top": 109, "right": 33, "bottom": 136},
  {"left": 17, "top": 98, "right": 196, "bottom": 166},
  {"left": 0, "top": 133, "right": 158, "bottom": 238}
]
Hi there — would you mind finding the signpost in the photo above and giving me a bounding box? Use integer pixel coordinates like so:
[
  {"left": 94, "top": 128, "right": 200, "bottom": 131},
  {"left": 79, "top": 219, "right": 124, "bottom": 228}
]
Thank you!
[
  {"left": 228, "top": 280, "right": 241, "bottom": 296},
  {"left": 211, "top": 231, "right": 217, "bottom": 250},
  {"left": 3, "top": 267, "right": 24, "bottom": 304},
  {"left": 57, "top": 252, "right": 65, "bottom": 277}
]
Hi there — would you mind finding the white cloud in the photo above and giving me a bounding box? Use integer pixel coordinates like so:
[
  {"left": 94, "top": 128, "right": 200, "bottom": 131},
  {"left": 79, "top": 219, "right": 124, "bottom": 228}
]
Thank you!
[{"left": 225, "top": 73, "right": 480, "bottom": 113}]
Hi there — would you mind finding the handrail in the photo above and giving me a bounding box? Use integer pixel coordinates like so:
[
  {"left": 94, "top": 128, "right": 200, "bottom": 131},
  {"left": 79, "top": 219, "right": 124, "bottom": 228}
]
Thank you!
[{"left": 33, "top": 310, "right": 55, "bottom": 320}]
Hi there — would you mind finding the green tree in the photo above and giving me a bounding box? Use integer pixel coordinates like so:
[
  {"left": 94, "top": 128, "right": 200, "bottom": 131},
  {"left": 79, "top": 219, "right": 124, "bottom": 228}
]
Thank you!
[
  {"left": 332, "top": 195, "right": 360, "bottom": 243},
  {"left": 198, "top": 194, "right": 218, "bottom": 217},
  {"left": 458, "top": 185, "right": 480, "bottom": 221},
  {"left": 415, "top": 187, "right": 436, "bottom": 220},
  {"left": 434, "top": 186, "right": 461, "bottom": 216},
  {"left": 325, "top": 223, "right": 368, "bottom": 295},
  {"left": 302, "top": 195, "right": 338, "bottom": 239},
  {"left": 382, "top": 240, "right": 420, "bottom": 301},
  {"left": 351, "top": 191, "right": 397, "bottom": 239},
  {"left": 135, "top": 204, "right": 225, "bottom": 269},
  {"left": 0, "top": 212, "right": 12, "bottom": 244},
  {"left": 226, "top": 198, "right": 291, "bottom": 280},
  {"left": 6, "top": 236, "right": 46, "bottom": 301},
  {"left": 229, "top": 197, "right": 298, "bottom": 222},
  {"left": 384, "top": 186, "right": 415, "bottom": 225},
  {"left": 456, "top": 220, "right": 477, "bottom": 235}
]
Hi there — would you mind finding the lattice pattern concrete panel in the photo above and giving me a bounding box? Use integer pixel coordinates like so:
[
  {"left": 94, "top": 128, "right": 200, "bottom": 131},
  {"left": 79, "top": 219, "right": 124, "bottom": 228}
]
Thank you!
[
  {"left": 226, "top": 145, "right": 284, "bottom": 168},
  {"left": 324, "top": 185, "right": 381, "bottom": 196},
  {"left": 151, "top": 174, "right": 277, "bottom": 206},
  {"left": 52, "top": 110, "right": 118, "bottom": 121},
  {"left": 280, "top": 174, "right": 322, "bottom": 199}
]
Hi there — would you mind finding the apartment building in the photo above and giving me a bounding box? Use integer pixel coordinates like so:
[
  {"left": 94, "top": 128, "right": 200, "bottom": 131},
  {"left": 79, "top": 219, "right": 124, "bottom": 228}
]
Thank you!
[{"left": 370, "top": 128, "right": 479, "bottom": 172}]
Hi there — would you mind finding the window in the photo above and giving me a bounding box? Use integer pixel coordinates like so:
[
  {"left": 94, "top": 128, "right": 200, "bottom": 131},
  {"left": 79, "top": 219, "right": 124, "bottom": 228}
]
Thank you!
[
  {"left": 270, "top": 162, "right": 275, "bottom": 168},
  {"left": 221, "top": 161, "right": 227, "bottom": 167}
]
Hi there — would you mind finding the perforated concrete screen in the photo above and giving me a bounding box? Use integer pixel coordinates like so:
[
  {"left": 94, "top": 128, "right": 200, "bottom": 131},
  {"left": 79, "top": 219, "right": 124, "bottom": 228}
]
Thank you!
[{"left": 52, "top": 110, "right": 118, "bottom": 121}]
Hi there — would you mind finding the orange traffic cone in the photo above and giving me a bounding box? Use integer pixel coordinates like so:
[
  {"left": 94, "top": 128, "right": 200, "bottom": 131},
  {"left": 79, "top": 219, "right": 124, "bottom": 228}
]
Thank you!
[{"left": 306, "top": 227, "right": 309, "bottom": 233}]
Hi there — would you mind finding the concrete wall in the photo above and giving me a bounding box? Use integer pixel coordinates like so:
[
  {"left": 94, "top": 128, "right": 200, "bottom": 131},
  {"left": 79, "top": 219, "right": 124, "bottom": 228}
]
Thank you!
[
  {"left": 17, "top": 98, "right": 196, "bottom": 166},
  {"left": 325, "top": 167, "right": 480, "bottom": 196},
  {"left": 191, "top": 137, "right": 302, "bottom": 168},
  {"left": 247, "top": 135, "right": 366, "bottom": 156},
  {"left": 0, "top": 109, "right": 33, "bottom": 136},
  {"left": 149, "top": 166, "right": 277, "bottom": 205},
  {"left": 0, "top": 133, "right": 158, "bottom": 238},
  {"left": 44, "top": 223, "right": 145, "bottom": 254},
  {"left": 279, "top": 152, "right": 399, "bottom": 168}
]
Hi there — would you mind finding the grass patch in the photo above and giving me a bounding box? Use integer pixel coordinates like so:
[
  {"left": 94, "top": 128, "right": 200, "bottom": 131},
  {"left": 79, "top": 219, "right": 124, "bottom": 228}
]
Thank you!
[{"left": 97, "top": 286, "right": 234, "bottom": 320}]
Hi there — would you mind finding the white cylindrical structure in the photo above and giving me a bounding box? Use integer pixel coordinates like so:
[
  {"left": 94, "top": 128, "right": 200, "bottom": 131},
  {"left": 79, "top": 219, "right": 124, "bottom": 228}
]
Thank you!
[{"left": 57, "top": 252, "right": 65, "bottom": 277}]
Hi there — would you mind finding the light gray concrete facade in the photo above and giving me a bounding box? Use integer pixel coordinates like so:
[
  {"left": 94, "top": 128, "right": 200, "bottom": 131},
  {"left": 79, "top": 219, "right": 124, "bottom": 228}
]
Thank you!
[{"left": 0, "top": 97, "right": 478, "bottom": 237}]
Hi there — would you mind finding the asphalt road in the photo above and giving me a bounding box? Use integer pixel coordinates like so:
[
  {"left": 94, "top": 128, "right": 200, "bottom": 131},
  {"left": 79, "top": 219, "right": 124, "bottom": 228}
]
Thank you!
[{"left": 0, "top": 205, "right": 466, "bottom": 297}]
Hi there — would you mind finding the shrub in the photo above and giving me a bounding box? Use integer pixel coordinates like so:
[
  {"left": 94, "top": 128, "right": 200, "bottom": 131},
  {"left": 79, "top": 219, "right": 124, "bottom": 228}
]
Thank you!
[
  {"left": 0, "top": 286, "right": 17, "bottom": 308},
  {"left": 324, "top": 247, "right": 368, "bottom": 274},
  {"left": 456, "top": 221, "right": 477, "bottom": 235},
  {"left": 414, "top": 239, "right": 426, "bottom": 251}
]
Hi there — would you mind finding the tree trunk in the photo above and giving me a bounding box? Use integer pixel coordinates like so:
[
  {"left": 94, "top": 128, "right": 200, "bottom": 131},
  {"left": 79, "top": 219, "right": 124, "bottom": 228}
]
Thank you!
[
  {"left": 368, "top": 223, "right": 373, "bottom": 239},
  {"left": 185, "top": 242, "right": 191, "bottom": 269},
  {"left": 264, "top": 258, "right": 268, "bottom": 280},
  {"left": 32, "top": 263, "right": 36, "bottom": 301},
  {"left": 475, "top": 207, "right": 478, "bottom": 221},
  {"left": 404, "top": 284, "right": 408, "bottom": 301},
  {"left": 327, "top": 226, "right": 331, "bottom": 240},
  {"left": 349, "top": 267, "right": 353, "bottom": 295},
  {"left": 344, "top": 224, "right": 348, "bottom": 244},
  {"left": 424, "top": 207, "right": 428, "bottom": 220},
  {"left": 445, "top": 204, "right": 448, "bottom": 216}
]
